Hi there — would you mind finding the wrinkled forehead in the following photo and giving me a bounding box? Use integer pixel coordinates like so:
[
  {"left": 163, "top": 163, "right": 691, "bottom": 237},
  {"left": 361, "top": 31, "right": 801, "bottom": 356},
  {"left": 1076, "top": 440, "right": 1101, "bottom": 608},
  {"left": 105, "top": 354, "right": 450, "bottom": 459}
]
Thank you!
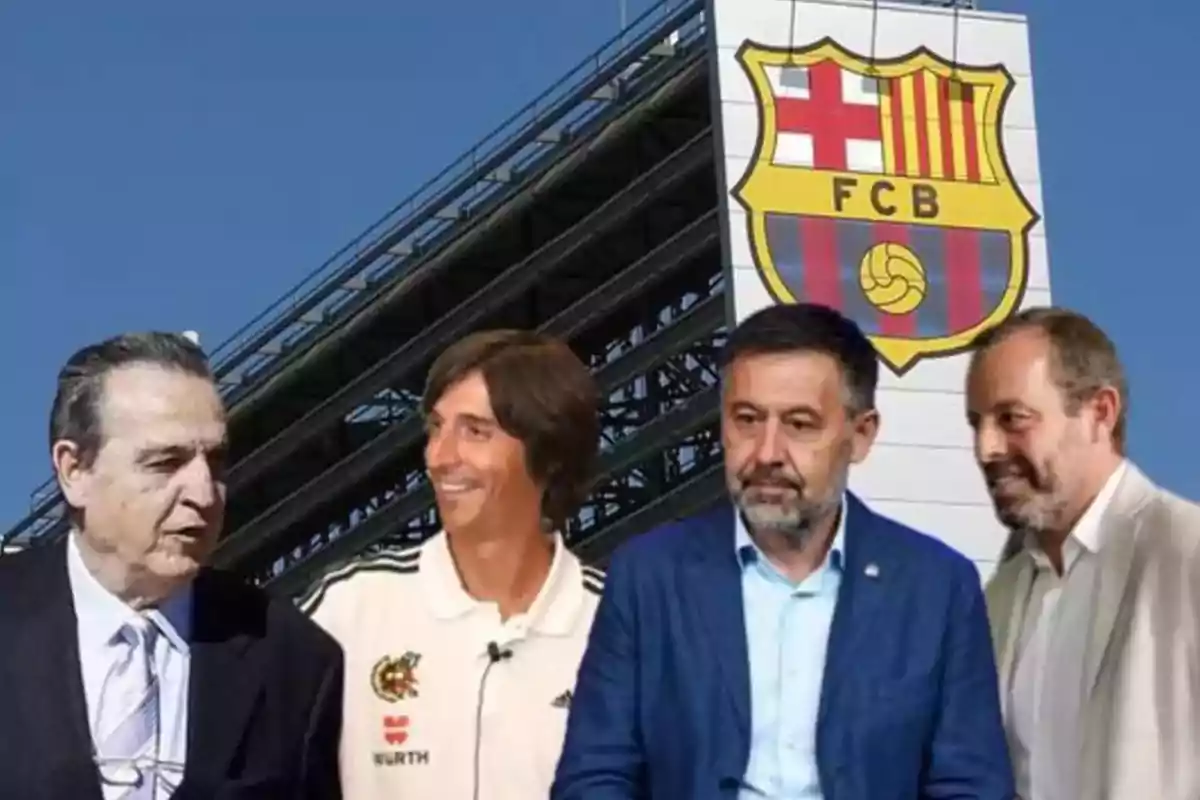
[
  {"left": 97, "top": 365, "right": 226, "bottom": 450},
  {"left": 967, "top": 331, "right": 1059, "bottom": 409},
  {"left": 723, "top": 350, "right": 848, "bottom": 410}
]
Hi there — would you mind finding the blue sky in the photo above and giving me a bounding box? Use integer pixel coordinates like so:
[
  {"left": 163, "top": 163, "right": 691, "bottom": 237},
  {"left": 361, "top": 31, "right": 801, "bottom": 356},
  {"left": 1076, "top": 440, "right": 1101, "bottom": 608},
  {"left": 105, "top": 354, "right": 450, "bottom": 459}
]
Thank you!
[{"left": 0, "top": 0, "right": 1194, "bottom": 529}]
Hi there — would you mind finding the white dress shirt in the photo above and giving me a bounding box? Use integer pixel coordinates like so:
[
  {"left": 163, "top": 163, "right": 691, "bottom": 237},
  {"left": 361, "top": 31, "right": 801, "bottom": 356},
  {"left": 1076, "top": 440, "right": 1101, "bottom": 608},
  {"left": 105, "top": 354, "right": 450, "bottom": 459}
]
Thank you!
[
  {"left": 66, "top": 533, "right": 192, "bottom": 798},
  {"left": 1007, "top": 461, "right": 1127, "bottom": 800}
]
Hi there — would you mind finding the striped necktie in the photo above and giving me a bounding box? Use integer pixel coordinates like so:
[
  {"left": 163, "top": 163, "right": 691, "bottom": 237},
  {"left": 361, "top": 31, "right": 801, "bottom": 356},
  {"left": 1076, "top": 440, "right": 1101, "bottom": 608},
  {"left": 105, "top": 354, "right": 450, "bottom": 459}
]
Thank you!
[{"left": 96, "top": 617, "right": 160, "bottom": 799}]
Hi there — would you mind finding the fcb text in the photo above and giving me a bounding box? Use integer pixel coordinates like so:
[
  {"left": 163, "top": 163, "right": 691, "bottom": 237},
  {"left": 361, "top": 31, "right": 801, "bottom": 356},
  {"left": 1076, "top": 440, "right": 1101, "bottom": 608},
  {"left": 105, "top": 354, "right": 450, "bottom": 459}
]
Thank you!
[{"left": 832, "top": 177, "right": 939, "bottom": 220}]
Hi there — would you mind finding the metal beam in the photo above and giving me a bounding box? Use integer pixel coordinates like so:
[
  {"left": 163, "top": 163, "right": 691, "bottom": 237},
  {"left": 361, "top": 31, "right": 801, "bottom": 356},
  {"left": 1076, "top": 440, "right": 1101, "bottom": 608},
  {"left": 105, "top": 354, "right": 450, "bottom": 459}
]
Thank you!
[
  {"left": 267, "top": 374, "right": 720, "bottom": 597},
  {"left": 208, "top": 0, "right": 707, "bottom": 390},
  {"left": 0, "top": 10, "right": 713, "bottom": 551},
  {"left": 574, "top": 463, "right": 725, "bottom": 565},
  {"left": 216, "top": 19, "right": 709, "bottom": 418},
  {"left": 222, "top": 129, "right": 713, "bottom": 495},
  {"left": 216, "top": 312, "right": 724, "bottom": 578},
  {"left": 210, "top": 217, "right": 720, "bottom": 568}
]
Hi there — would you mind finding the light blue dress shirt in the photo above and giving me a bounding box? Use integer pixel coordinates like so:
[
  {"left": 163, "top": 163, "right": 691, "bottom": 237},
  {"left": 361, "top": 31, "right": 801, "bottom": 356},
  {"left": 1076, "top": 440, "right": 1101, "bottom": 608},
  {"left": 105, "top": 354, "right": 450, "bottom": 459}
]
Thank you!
[
  {"left": 67, "top": 533, "right": 192, "bottom": 798},
  {"left": 737, "top": 503, "right": 846, "bottom": 800}
]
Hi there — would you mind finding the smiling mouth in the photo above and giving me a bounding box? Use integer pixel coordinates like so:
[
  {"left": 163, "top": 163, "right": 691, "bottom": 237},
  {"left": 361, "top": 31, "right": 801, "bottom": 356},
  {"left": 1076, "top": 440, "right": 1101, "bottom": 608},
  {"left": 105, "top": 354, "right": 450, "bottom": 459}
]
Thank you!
[{"left": 435, "top": 483, "right": 477, "bottom": 495}]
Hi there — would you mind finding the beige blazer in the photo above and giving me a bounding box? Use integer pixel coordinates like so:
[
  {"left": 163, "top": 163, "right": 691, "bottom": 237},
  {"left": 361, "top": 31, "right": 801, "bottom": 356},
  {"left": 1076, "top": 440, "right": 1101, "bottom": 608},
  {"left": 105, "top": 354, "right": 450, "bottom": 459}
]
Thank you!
[{"left": 986, "top": 463, "right": 1200, "bottom": 800}]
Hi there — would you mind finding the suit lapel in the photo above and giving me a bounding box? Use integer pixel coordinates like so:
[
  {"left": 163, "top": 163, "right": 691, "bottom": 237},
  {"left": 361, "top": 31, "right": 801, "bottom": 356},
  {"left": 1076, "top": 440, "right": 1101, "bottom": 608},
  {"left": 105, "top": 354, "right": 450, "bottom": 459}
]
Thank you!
[
  {"left": 682, "top": 506, "right": 751, "bottom": 742},
  {"left": 818, "top": 497, "right": 891, "bottom": 739},
  {"left": 7, "top": 541, "right": 102, "bottom": 800},
  {"left": 985, "top": 556, "right": 1033, "bottom": 716},
  {"left": 183, "top": 570, "right": 265, "bottom": 785},
  {"left": 1083, "top": 465, "right": 1155, "bottom": 702}
]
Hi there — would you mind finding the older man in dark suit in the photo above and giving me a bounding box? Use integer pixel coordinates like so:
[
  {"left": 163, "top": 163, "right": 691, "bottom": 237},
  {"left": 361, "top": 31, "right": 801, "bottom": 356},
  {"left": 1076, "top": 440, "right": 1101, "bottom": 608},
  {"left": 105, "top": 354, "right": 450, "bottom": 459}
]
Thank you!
[{"left": 0, "top": 332, "right": 343, "bottom": 800}]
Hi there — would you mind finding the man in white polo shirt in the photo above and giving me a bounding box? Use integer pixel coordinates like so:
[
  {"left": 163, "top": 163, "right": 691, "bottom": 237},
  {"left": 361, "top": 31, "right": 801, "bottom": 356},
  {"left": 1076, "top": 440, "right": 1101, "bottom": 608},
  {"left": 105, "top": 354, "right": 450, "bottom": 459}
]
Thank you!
[{"left": 298, "top": 329, "right": 604, "bottom": 800}]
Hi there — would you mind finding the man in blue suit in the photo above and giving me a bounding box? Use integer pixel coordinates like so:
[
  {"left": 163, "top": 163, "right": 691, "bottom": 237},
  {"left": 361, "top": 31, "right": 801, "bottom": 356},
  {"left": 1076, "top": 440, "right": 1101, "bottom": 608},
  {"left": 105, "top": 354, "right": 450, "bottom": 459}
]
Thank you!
[{"left": 553, "top": 303, "right": 1012, "bottom": 800}]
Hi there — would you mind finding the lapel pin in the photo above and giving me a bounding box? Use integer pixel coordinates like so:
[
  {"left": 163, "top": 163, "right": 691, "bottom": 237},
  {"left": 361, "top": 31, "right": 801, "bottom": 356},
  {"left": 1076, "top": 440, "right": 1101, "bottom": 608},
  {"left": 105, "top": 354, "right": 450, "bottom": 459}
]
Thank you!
[{"left": 864, "top": 563, "right": 880, "bottom": 578}]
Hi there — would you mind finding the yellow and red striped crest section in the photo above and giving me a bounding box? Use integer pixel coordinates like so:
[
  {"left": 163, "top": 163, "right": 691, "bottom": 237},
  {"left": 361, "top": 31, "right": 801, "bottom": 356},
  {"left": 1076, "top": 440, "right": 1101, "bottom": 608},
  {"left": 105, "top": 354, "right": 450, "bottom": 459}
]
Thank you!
[{"left": 879, "top": 72, "right": 993, "bottom": 184}]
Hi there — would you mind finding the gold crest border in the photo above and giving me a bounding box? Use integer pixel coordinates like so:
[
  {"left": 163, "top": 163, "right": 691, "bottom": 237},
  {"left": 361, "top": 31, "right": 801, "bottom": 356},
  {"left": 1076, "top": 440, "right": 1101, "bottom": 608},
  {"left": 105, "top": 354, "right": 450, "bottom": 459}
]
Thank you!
[{"left": 728, "top": 37, "right": 1041, "bottom": 373}]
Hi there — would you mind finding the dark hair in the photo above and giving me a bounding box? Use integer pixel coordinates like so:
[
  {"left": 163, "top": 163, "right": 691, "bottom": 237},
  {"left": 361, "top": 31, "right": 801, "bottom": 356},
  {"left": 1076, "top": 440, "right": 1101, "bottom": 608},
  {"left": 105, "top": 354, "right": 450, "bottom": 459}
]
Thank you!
[
  {"left": 421, "top": 330, "right": 600, "bottom": 531},
  {"left": 718, "top": 303, "right": 879, "bottom": 413},
  {"left": 50, "top": 332, "right": 213, "bottom": 467},
  {"left": 971, "top": 306, "right": 1128, "bottom": 453}
]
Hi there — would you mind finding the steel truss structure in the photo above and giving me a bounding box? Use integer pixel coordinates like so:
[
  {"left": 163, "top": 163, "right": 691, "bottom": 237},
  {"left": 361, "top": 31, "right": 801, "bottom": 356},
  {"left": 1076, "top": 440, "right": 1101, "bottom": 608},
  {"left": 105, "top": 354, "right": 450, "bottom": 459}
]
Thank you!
[
  {"left": 127, "top": 3, "right": 723, "bottom": 592},
  {"left": 268, "top": 273, "right": 728, "bottom": 596},
  {"left": 0, "top": 0, "right": 996, "bottom": 565},
  {"left": 0, "top": 0, "right": 710, "bottom": 555},
  {"left": 2, "top": 0, "right": 987, "bottom": 584}
]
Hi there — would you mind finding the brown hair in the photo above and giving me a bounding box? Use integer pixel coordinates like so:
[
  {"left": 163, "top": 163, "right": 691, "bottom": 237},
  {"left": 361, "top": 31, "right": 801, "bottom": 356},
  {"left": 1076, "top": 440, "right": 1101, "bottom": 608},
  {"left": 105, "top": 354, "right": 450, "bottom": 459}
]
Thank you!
[
  {"left": 422, "top": 330, "right": 600, "bottom": 531},
  {"left": 971, "top": 306, "right": 1128, "bottom": 453}
]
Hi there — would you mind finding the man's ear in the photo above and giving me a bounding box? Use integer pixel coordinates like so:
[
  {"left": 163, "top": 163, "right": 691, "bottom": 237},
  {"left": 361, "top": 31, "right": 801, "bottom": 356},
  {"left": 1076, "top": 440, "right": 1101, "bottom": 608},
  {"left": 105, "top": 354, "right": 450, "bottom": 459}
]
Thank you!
[
  {"left": 1087, "top": 385, "right": 1122, "bottom": 447},
  {"left": 52, "top": 439, "right": 91, "bottom": 510},
  {"left": 849, "top": 408, "right": 880, "bottom": 465}
]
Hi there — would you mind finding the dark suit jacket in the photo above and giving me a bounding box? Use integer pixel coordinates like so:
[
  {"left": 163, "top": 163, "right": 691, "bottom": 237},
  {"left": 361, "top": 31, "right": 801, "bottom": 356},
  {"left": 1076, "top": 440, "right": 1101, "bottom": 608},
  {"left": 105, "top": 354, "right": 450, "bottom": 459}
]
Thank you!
[
  {"left": 552, "top": 496, "right": 1013, "bottom": 800},
  {"left": 0, "top": 538, "right": 344, "bottom": 800}
]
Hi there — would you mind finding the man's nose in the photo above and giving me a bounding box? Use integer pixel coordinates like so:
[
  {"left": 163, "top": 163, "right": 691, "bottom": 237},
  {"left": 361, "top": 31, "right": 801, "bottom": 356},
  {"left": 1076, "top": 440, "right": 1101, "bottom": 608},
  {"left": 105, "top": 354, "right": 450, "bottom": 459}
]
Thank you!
[
  {"left": 180, "top": 457, "right": 219, "bottom": 509},
  {"left": 425, "top": 429, "right": 460, "bottom": 471},
  {"left": 974, "top": 419, "right": 1008, "bottom": 467},
  {"left": 751, "top": 420, "right": 786, "bottom": 466}
]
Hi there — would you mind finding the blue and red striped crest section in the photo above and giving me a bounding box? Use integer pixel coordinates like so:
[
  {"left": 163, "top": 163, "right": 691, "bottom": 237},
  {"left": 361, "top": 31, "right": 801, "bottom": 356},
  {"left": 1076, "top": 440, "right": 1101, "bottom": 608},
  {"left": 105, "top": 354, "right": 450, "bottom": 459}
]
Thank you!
[
  {"left": 765, "top": 215, "right": 1008, "bottom": 339},
  {"left": 730, "top": 38, "right": 1040, "bottom": 374}
]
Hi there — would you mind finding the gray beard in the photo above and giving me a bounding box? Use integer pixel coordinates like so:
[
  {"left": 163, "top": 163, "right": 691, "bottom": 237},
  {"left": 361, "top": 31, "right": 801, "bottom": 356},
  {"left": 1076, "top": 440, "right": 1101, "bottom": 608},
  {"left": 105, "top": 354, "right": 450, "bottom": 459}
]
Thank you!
[
  {"left": 729, "top": 459, "right": 849, "bottom": 552},
  {"left": 738, "top": 502, "right": 817, "bottom": 551},
  {"left": 735, "top": 482, "right": 844, "bottom": 552},
  {"left": 992, "top": 489, "right": 1068, "bottom": 561}
]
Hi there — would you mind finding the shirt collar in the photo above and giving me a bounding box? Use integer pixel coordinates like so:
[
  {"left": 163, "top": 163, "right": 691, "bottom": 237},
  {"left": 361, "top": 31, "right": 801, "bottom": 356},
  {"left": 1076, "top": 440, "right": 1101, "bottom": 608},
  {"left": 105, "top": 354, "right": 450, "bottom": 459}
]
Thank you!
[
  {"left": 66, "top": 532, "right": 193, "bottom": 654},
  {"left": 419, "top": 529, "right": 584, "bottom": 636},
  {"left": 1025, "top": 459, "right": 1128, "bottom": 569},
  {"left": 734, "top": 495, "right": 847, "bottom": 574}
]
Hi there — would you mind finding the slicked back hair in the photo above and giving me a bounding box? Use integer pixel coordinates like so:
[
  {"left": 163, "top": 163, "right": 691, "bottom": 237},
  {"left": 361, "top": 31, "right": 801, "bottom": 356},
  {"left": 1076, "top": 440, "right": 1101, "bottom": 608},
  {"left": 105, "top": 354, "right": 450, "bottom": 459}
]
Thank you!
[{"left": 50, "top": 331, "right": 214, "bottom": 469}]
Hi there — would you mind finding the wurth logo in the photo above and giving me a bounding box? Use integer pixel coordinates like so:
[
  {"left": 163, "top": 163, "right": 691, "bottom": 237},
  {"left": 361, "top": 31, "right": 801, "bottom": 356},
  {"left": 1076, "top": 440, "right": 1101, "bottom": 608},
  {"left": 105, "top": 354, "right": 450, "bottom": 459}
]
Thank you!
[
  {"left": 383, "top": 715, "right": 409, "bottom": 745},
  {"left": 373, "top": 715, "right": 431, "bottom": 768}
]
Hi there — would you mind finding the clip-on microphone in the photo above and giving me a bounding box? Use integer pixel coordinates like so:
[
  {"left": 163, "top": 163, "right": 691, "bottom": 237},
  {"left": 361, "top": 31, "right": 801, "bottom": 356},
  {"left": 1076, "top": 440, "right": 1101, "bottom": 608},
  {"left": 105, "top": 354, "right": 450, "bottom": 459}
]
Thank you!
[{"left": 474, "top": 641, "right": 513, "bottom": 800}]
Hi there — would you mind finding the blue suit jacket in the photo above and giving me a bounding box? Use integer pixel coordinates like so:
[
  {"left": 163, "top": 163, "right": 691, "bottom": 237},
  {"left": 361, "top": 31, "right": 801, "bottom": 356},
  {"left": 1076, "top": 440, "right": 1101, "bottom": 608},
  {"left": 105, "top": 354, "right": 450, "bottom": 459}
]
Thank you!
[{"left": 553, "top": 495, "right": 1013, "bottom": 800}]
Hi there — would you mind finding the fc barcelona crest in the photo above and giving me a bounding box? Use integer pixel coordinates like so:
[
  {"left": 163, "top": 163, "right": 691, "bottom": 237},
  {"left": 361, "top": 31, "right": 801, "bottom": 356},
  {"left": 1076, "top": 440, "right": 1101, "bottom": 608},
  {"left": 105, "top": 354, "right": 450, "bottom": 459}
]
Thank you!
[{"left": 731, "top": 38, "right": 1040, "bottom": 373}]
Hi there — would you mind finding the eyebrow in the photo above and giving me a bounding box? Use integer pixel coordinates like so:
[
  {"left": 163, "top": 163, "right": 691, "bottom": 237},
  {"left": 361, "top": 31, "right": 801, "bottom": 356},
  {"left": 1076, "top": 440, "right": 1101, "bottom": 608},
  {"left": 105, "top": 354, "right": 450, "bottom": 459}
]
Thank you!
[
  {"left": 968, "top": 400, "right": 1036, "bottom": 423},
  {"left": 427, "top": 412, "right": 497, "bottom": 427},
  {"left": 729, "top": 400, "right": 821, "bottom": 417},
  {"left": 136, "top": 440, "right": 228, "bottom": 460}
]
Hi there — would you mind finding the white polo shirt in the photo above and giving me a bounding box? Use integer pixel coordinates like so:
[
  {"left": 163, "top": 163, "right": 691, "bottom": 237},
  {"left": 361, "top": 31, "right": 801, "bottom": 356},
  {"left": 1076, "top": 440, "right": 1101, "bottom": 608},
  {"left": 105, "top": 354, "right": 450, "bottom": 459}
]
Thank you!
[{"left": 297, "top": 530, "right": 603, "bottom": 800}]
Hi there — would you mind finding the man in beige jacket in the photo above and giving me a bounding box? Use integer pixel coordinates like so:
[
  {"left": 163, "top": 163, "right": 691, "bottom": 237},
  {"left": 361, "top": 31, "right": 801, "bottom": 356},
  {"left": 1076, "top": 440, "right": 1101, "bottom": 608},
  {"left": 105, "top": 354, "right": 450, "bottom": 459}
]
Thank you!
[{"left": 966, "top": 306, "right": 1200, "bottom": 800}]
